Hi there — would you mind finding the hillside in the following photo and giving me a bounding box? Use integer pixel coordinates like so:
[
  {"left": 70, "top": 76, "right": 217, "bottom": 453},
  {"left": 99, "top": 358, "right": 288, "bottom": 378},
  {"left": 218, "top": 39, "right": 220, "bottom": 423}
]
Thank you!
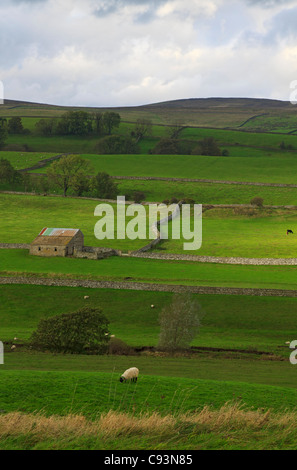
[{"left": 1, "top": 97, "right": 296, "bottom": 128}]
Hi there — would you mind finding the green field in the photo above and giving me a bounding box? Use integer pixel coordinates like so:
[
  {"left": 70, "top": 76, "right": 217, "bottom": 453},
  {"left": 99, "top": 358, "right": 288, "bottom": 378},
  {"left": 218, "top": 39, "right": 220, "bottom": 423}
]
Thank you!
[
  {"left": 1, "top": 282, "right": 297, "bottom": 449},
  {"left": 2, "top": 194, "right": 297, "bottom": 258},
  {"left": 0, "top": 193, "right": 150, "bottom": 252},
  {"left": 2, "top": 250, "right": 297, "bottom": 291},
  {"left": 162, "top": 208, "right": 297, "bottom": 258},
  {"left": 30, "top": 152, "right": 297, "bottom": 184},
  {"left": 0, "top": 151, "right": 56, "bottom": 170},
  {"left": 117, "top": 178, "right": 297, "bottom": 205},
  {"left": 1, "top": 284, "right": 296, "bottom": 354},
  {"left": 180, "top": 126, "right": 297, "bottom": 148},
  {"left": 1, "top": 368, "right": 297, "bottom": 417},
  {"left": 4, "top": 108, "right": 297, "bottom": 158}
]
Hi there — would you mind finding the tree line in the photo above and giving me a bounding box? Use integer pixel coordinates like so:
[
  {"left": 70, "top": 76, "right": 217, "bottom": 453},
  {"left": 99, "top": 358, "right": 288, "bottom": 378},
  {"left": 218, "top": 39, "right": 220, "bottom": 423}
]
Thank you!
[
  {"left": 0, "top": 113, "right": 230, "bottom": 156},
  {"left": 29, "top": 293, "right": 201, "bottom": 355},
  {"left": 35, "top": 111, "right": 121, "bottom": 137},
  {"left": 0, "top": 113, "right": 233, "bottom": 156},
  {"left": 0, "top": 155, "right": 118, "bottom": 199},
  {"left": 0, "top": 155, "right": 147, "bottom": 202}
]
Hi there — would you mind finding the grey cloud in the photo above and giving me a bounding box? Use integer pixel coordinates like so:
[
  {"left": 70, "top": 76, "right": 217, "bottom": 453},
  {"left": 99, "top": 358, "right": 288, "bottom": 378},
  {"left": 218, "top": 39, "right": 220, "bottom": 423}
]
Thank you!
[
  {"left": 9, "top": 0, "right": 48, "bottom": 3},
  {"left": 265, "top": 6, "right": 297, "bottom": 41},
  {"left": 93, "top": 0, "right": 166, "bottom": 18},
  {"left": 247, "top": 0, "right": 297, "bottom": 7}
]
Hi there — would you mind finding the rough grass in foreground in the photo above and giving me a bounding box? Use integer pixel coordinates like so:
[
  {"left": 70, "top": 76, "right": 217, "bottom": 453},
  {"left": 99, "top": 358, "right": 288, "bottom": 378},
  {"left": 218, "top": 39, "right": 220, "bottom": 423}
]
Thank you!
[{"left": 1, "top": 402, "right": 297, "bottom": 450}]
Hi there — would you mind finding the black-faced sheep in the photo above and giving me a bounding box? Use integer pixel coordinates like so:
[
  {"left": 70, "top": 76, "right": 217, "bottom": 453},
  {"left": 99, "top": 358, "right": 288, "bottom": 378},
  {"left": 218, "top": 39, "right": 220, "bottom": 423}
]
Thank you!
[{"left": 119, "top": 367, "right": 139, "bottom": 383}]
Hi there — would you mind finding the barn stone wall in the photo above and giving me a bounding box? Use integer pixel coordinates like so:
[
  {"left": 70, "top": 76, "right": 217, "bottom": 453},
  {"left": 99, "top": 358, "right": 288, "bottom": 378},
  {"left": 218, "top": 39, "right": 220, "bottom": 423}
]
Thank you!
[{"left": 30, "top": 245, "right": 67, "bottom": 257}]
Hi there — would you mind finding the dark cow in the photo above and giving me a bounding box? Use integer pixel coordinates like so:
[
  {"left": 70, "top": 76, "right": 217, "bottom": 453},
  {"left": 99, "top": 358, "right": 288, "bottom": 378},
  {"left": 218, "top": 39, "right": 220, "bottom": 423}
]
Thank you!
[{"left": 287, "top": 229, "right": 294, "bottom": 235}]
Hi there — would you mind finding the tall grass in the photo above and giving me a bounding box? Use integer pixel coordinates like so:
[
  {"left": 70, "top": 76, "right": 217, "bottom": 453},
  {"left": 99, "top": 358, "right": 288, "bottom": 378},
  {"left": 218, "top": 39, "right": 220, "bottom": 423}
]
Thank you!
[{"left": 1, "top": 402, "right": 297, "bottom": 449}]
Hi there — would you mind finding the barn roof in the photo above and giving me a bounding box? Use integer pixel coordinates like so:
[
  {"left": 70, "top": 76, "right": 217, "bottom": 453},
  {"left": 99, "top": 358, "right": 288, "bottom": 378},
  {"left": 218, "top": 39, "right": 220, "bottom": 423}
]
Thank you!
[
  {"left": 38, "top": 228, "right": 80, "bottom": 237},
  {"left": 31, "top": 228, "right": 82, "bottom": 247},
  {"left": 31, "top": 236, "right": 74, "bottom": 247}
]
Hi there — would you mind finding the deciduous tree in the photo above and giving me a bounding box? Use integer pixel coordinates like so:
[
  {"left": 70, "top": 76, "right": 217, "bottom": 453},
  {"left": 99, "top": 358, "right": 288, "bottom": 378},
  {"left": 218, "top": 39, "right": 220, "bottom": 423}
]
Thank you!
[
  {"left": 158, "top": 294, "right": 202, "bottom": 352},
  {"left": 30, "top": 307, "right": 110, "bottom": 354},
  {"left": 47, "top": 154, "right": 92, "bottom": 197}
]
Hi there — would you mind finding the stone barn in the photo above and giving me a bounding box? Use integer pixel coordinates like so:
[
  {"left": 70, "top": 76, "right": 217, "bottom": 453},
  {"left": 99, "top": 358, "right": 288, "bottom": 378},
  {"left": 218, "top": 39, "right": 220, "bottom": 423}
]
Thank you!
[{"left": 30, "top": 228, "right": 84, "bottom": 257}]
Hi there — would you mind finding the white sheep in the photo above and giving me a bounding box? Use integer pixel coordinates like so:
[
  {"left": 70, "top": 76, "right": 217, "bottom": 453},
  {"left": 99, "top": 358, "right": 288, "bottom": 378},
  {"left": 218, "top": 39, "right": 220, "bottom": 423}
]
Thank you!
[
  {"left": 119, "top": 367, "right": 139, "bottom": 383},
  {"left": 84, "top": 296, "right": 89, "bottom": 300}
]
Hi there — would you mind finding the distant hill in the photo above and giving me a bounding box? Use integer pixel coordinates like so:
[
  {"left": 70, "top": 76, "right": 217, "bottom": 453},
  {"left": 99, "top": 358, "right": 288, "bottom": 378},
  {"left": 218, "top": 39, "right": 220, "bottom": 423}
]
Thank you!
[
  {"left": 1, "top": 97, "right": 296, "bottom": 129},
  {"left": 3, "top": 96, "right": 293, "bottom": 109},
  {"left": 142, "top": 97, "right": 292, "bottom": 109}
]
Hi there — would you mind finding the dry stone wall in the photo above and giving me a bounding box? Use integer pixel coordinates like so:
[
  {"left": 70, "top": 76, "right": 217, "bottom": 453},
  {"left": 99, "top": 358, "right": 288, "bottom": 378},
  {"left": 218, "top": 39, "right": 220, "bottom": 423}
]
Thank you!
[{"left": 1, "top": 276, "right": 297, "bottom": 297}]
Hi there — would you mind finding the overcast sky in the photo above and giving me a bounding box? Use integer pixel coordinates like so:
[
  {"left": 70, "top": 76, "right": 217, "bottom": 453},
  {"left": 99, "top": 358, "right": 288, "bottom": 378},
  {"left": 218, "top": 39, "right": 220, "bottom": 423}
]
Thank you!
[{"left": 1, "top": 0, "right": 297, "bottom": 106}]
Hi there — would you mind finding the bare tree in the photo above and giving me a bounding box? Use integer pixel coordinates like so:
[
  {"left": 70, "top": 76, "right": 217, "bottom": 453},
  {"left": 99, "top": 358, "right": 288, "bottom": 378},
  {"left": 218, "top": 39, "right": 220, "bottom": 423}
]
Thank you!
[
  {"left": 131, "top": 118, "right": 153, "bottom": 143},
  {"left": 157, "top": 294, "right": 202, "bottom": 352},
  {"left": 167, "top": 120, "right": 185, "bottom": 139}
]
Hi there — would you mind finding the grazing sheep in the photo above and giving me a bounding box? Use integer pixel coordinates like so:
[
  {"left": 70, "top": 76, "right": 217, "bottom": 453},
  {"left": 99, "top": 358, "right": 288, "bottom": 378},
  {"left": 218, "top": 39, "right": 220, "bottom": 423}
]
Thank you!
[
  {"left": 11, "top": 345, "right": 16, "bottom": 350},
  {"left": 84, "top": 296, "right": 89, "bottom": 300},
  {"left": 120, "top": 367, "right": 139, "bottom": 383},
  {"left": 151, "top": 304, "right": 155, "bottom": 308}
]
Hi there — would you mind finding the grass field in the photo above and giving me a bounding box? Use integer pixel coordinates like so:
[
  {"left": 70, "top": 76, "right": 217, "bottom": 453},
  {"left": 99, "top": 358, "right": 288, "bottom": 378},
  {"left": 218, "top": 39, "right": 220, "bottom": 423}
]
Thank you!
[
  {"left": 0, "top": 151, "right": 56, "bottom": 170},
  {"left": 117, "top": 178, "right": 297, "bottom": 205},
  {"left": 32, "top": 152, "right": 297, "bottom": 184},
  {"left": 1, "top": 282, "right": 297, "bottom": 450},
  {"left": 1, "top": 369, "right": 297, "bottom": 417},
  {"left": 161, "top": 208, "right": 297, "bottom": 258},
  {"left": 2, "top": 194, "right": 297, "bottom": 258},
  {"left": 241, "top": 114, "right": 297, "bottom": 133},
  {"left": 4, "top": 111, "right": 297, "bottom": 158},
  {"left": 1, "top": 284, "right": 296, "bottom": 354},
  {"left": 2, "top": 249, "right": 297, "bottom": 291},
  {"left": 0, "top": 193, "right": 151, "bottom": 252},
  {"left": 2, "top": 402, "right": 297, "bottom": 450}
]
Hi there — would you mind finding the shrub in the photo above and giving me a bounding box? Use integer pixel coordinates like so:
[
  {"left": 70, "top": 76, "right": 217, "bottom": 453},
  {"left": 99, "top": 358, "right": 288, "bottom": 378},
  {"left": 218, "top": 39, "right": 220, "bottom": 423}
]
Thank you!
[
  {"left": 134, "top": 191, "right": 145, "bottom": 203},
  {"left": 170, "top": 197, "right": 179, "bottom": 204},
  {"left": 90, "top": 172, "right": 118, "bottom": 199},
  {"left": 108, "top": 337, "right": 135, "bottom": 356},
  {"left": 233, "top": 207, "right": 256, "bottom": 216},
  {"left": 250, "top": 197, "right": 264, "bottom": 207},
  {"left": 182, "top": 197, "right": 195, "bottom": 205},
  {"left": 30, "top": 307, "right": 110, "bottom": 354},
  {"left": 95, "top": 135, "right": 139, "bottom": 154},
  {"left": 0, "top": 159, "right": 22, "bottom": 185},
  {"left": 192, "top": 137, "right": 221, "bottom": 156},
  {"left": 152, "top": 138, "right": 180, "bottom": 155}
]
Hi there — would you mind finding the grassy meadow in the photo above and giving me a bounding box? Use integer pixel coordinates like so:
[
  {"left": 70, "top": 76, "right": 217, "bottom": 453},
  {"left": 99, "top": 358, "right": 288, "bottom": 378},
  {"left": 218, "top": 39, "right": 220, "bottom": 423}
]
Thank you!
[
  {"left": 117, "top": 178, "right": 297, "bottom": 205},
  {"left": 2, "top": 249, "right": 297, "bottom": 291},
  {"left": 1, "top": 284, "right": 296, "bottom": 354},
  {"left": 29, "top": 152, "right": 297, "bottom": 184},
  {"left": 2, "top": 194, "right": 297, "bottom": 258},
  {"left": 161, "top": 207, "right": 297, "bottom": 258}
]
